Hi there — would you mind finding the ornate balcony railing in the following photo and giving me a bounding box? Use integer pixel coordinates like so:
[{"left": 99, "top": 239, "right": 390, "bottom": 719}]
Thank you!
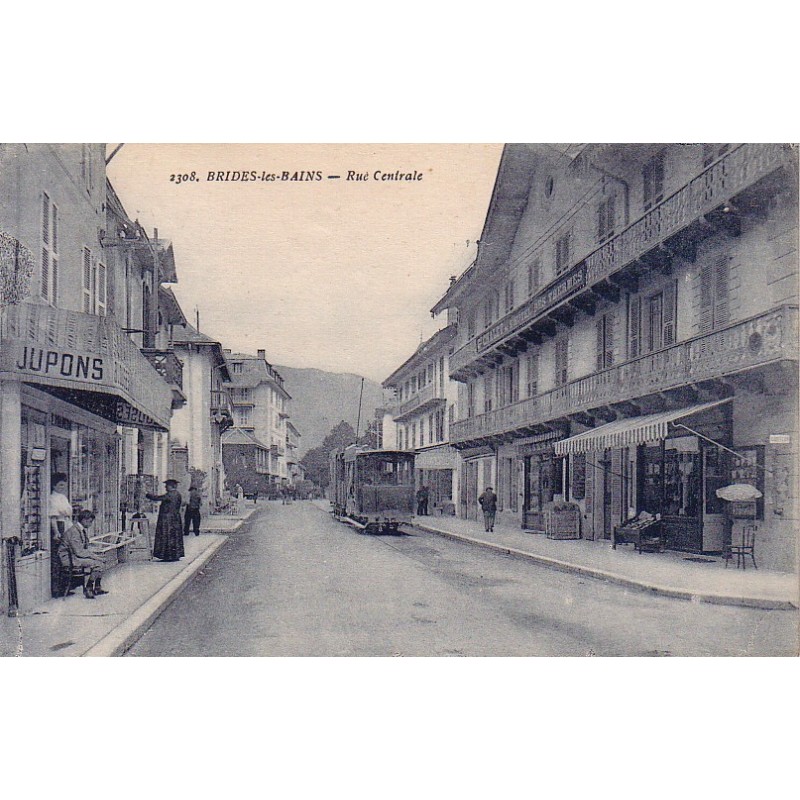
[
  {"left": 210, "top": 389, "right": 234, "bottom": 421},
  {"left": 392, "top": 381, "right": 446, "bottom": 421},
  {"left": 451, "top": 306, "right": 798, "bottom": 444},
  {"left": 141, "top": 348, "right": 183, "bottom": 390},
  {"left": 449, "top": 337, "right": 479, "bottom": 377},
  {"left": 469, "top": 143, "right": 790, "bottom": 362}
]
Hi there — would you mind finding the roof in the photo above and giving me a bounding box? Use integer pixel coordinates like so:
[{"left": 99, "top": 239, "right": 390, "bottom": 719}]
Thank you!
[
  {"left": 170, "top": 323, "right": 231, "bottom": 380},
  {"left": 159, "top": 286, "right": 188, "bottom": 326},
  {"left": 382, "top": 325, "right": 457, "bottom": 387},
  {"left": 225, "top": 352, "right": 291, "bottom": 398},
  {"left": 222, "top": 427, "right": 270, "bottom": 450}
]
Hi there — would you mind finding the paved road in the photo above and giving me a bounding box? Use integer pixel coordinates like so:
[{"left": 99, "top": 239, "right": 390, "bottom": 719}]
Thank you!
[{"left": 127, "top": 502, "right": 798, "bottom": 656}]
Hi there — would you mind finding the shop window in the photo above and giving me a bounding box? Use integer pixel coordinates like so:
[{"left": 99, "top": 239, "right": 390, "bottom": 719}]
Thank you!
[
  {"left": 729, "top": 446, "right": 765, "bottom": 520},
  {"left": 663, "top": 438, "right": 701, "bottom": 518}
]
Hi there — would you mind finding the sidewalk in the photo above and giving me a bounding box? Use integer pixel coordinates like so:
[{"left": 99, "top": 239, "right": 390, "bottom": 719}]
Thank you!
[
  {"left": 1, "top": 507, "right": 256, "bottom": 657},
  {"left": 311, "top": 500, "right": 798, "bottom": 610}
]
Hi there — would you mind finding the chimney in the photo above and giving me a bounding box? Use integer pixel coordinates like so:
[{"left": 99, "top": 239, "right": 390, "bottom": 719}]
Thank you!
[
  {"left": 257, "top": 349, "right": 266, "bottom": 360},
  {"left": 154, "top": 227, "right": 159, "bottom": 241}
]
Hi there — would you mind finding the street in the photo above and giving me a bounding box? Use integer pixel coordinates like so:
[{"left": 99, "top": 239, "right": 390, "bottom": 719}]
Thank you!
[{"left": 127, "top": 502, "right": 798, "bottom": 657}]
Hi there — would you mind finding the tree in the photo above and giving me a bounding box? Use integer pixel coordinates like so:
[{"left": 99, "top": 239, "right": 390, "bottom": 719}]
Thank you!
[
  {"left": 301, "top": 420, "right": 357, "bottom": 489},
  {"left": 357, "top": 419, "right": 379, "bottom": 449}
]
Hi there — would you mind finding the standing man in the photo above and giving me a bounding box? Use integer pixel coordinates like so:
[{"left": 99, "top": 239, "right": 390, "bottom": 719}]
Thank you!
[
  {"left": 478, "top": 486, "right": 497, "bottom": 532},
  {"left": 416, "top": 485, "right": 430, "bottom": 516},
  {"left": 184, "top": 485, "right": 202, "bottom": 537}
]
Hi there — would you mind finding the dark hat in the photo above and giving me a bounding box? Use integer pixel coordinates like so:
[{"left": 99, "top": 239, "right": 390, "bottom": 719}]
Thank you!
[{"left": 164, "top": 478, "right": 179, "bottom": 486}]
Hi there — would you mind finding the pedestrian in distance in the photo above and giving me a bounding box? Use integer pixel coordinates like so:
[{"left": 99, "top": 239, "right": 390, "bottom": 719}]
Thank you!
[
  {"left": 478, "top": 486, "right": 497, "bottom": 532},
  {"left": 416, "top": 485, "right": 430, "bottom": 516},
  {"left": 147, "top": 479, "right": 185, "bottom": 562},
  {"left": 184, "top": 485, "right": 202, "bottom": 537},
  {"left": 58, "top": 509, "right": 107, "bottom": 599}
]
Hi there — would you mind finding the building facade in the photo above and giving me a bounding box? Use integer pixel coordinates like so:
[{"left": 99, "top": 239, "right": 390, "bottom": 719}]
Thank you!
[
  {"left": 434, "top": 144, "right": 798, "bottom": 570},
  {"left": 382, "top": 324, "right": 461, "bottom": 515},
  {"left": 169, "top": 324, "right": 233, "bottom": 509},
  {"left": 0, "top": 144, "right": 175, "bottom": 613},
  {"left": 223, "top": 349, "right": 292, "bottom": 494}
]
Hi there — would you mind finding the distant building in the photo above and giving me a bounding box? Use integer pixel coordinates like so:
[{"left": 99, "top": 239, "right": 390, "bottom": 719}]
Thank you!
[
  {"left": 223, "top": 349, "right": 292, "bottom": 492},
  {"left": 382, "top": 324, "right": 460, "bottom": 515}
]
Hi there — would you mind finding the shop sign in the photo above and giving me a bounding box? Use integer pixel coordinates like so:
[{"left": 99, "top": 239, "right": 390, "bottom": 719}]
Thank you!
[
  {"left": 769, "top": 434, "right": 791, "bottom": 444},
  {"left": 11, "top": 344, "right": 105, "bottom": 383}
]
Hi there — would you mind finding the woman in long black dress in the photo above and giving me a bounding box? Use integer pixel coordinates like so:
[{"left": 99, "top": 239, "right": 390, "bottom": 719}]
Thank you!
[{"left": 146, "top": 479, "right": 185, "bottom": 562}]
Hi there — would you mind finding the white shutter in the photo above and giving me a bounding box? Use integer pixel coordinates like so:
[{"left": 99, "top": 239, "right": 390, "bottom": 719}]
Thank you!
[
  {"left": 83, "top": 247, "right": 93, "bottom": 313},
  {"left": 97, "top": 262, "right": 107, "bottom": 316}
]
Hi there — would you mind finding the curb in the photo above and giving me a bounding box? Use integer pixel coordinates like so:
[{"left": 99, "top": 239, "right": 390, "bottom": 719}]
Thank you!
[
  {"left": 82, "top": 535, "right": 230, "bottom": 657},
  {"left": 409, "top": 522, "right": 798, "bottom": 611}
]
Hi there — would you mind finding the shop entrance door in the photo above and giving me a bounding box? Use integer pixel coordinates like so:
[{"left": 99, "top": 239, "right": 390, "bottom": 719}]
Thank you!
[
  {"left": 461, "top": 461, "right": 478, "bottom": 520},
  {"left": 49, "top": 432, "right": 72, "bottom": 597}
]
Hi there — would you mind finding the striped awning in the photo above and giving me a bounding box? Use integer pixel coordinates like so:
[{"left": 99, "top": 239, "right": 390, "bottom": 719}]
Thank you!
[{"left": 554, "top": 399, "right": 732, "bottom": 455}]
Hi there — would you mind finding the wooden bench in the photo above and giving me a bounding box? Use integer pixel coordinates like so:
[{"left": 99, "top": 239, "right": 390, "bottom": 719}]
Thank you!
[
  {"left": 613, "top": 520, "right": 665, "bottom": 553},
  {"left": 89, "top": 531, "right": 137, "bottom": 555}
]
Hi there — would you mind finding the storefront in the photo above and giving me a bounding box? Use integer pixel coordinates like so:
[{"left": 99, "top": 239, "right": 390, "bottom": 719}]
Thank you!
[
  {"left": 555, "top": 399, "right": 733, "bottom": 553},
  {"left": 416, "top": 444, "right": 459, "bottom": 515},
  {"left": 518, "top": 431, "right": 568, "bottom": 532},
  {"left": 458, "top": 445, "right": 495, "bottom": 521},
  {"left": 1, "top": 303, "right": 172, "bottom": 614}
]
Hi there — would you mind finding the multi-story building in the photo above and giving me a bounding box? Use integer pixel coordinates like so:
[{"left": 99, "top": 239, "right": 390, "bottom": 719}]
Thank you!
[
  {"left": 222, "top": 349, "right": 292, "bottom": 494},
  {"left": 434, "top": 144, "right": 797, "bottom": 570},
  {"left": 169, "top": 323, "right": 233, "bottom": 509},
  {"left": 286, "top": 420, "right": 302, "bottom": 484},
  {"left": 0, "top": 144, "right": 175, "bottom": 612},
  {"left": 382, "top": 324, "right": 460, "bottom": 514}
]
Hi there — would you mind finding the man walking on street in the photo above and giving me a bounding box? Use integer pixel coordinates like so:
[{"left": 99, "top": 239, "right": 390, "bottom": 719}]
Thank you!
[
  {"left": 478, "top": 486, "right": 497, "bottom": 532},
  {"left": 184, "top": 485, "right": 202, "bottom": 537}
]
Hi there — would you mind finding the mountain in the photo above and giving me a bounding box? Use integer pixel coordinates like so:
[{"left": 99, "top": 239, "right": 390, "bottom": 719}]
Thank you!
[{"left": 275, "top": 366, "right": 385, "bottom": 456}]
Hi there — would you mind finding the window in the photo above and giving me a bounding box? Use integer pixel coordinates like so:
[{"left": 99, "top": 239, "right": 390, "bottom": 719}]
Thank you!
[
  {"left": 467, "top": 382, "right": 475, "bottom": 418},
  {"left": 554, "top": 337, "right": 569, "bottom": 386},
  {"left": 397, "top": 427, "right": 403, "bottom": 450},
  {"left": 40, "top": 192, "right": 58, "bottom": 303},
  {"left": 483, "top": 294, "right": 495, "bottom": 329},
  {"left": 597, "top": 195, "right": 616, "bottom": 243},
  {"left": 596, "top": 312, "right": 615, "bottom": 371},
  {"left": 526, "top": 353, "right": 539, "bottom": 397},
  {"left": 237, "top": 407, "right": 252, "bottom": 427},
  {"left": 81, "top": 144, "right": 94, "bottom": 192},
  {"left": 628, "top": 279, "right": 677, "bottom": 357},
  {"left": 498, "top": 362, "right": 519, "bottom": 406},
  {"left": 504, "top": 279, "right": 515, "bottom": 313},
  {"left": 467, "top": 310, "right": 476, "bottom": 340},
  {"left": 232, "top": 362, "right": 243, "bottom": 374},
  {"left": 699, "top": 255, "right": 730, "bottom": 333},
  {"left": 554, "top": 232, "right": 572, "bottom": 276},
  {"left": 81, "top": 247, "right": 107, "bottom": 316},
  {"left": 643, "top": 152, "right": 665, "bottom": 211},
  {"left": 411, "top": 423, "right": 417, "bottom": 449},
  {"left": 484, "top": 374, "right": 494, "bottom": 413},
  {"left": 527, "top": 258, "right": 541, "bottom": 296}
]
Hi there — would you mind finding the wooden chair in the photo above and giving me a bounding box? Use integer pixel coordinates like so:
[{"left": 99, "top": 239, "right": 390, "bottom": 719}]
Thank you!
[
  {"left": 59, "top": 546, "right": 87, "bottom": 598},
  {"left": 724, "top": 525, "right": 758, "bottom": 570}
]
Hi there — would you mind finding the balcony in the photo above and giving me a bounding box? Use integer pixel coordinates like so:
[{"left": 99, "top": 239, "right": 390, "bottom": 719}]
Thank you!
[
  {"left": 210, "top": 389, "right": 234, "bottom": 430},
  {"left": 452, "top": 143, "right": 792, "bottom": 380},
  {"left": 451, "top": 306, "right": 798, "bottom": 446},
  {"left": 392, "top": 382, "right": 447, "bottom": 422},
  {"left": 141, "top": 348, "right": 185, "bottom": 409}
]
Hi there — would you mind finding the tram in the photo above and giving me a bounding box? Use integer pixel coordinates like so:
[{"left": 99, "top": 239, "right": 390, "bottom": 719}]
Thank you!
[{"left": 330, "top": 445, "right": 416, "bottom": 533}]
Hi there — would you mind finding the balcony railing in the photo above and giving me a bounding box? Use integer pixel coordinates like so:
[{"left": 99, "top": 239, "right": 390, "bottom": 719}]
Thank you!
[
  {"left": 451, "top": 306, "right": 798, "bottom": 444},
  {"left": 392, "top": 382, "right": 447, "bottom": 421},
  {"left": 141, "top": 348, "right": 183, "bottom": 390},
  {"left": 465, "top": 143, "right": 790, "bottom": 365},
  {"left": 210, "top": 389, "right": 234, "bottom": 419}
]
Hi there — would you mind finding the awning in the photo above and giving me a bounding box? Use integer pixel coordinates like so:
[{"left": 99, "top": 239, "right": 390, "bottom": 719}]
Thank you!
[
  {"left": 554, "top": 399, "right": 732, "bottom": 455},
  {"left": 0, "top": 302, "right": 172, "bottom": 431}
]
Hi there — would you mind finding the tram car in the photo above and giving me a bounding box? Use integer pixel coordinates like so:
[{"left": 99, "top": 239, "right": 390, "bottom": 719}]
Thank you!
[{"left": 330, "top": 445, "right": 415, "bottom": 533}]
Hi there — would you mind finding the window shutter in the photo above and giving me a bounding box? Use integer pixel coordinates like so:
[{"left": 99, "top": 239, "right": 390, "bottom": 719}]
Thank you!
[
  {"left": 605, "top": 312, "right": 615, "bottom": 367},
  {"left": 713, "top": 256, "right": 730, "bottom": 328},
  {"left": 628, "top": 295, "right": 641, "bottom": 359},
  {"left": 51, "top": 204, "right": 58, "bottom": 253},
  {"left": 41, "top": 194, "right": 50, "bottom": 245},
  {"left": 97, "top": 262, "right": 107, "bottom": 316},
  {"left": 83, "top": 247, "right": 92, "bottom": 313},
  {"left": 596, "top": 316, "right": 605, "bottom": 372},
  {"left": 52, "top": 255, "right": 58, "bottom": 304},
  {"left": 662, "top": 279, "right": 677, "bottom": 345},
  {"left": 41, "top": 247, "right": 49, "bottom": 299},
  {"left": 699, "top": 260, "right": 714, "bottom": 333}
]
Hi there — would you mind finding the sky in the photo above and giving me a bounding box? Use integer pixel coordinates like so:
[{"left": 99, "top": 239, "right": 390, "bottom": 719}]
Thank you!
[{"left": 106, "top": 144, "right": 503, "bottom": 383}]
